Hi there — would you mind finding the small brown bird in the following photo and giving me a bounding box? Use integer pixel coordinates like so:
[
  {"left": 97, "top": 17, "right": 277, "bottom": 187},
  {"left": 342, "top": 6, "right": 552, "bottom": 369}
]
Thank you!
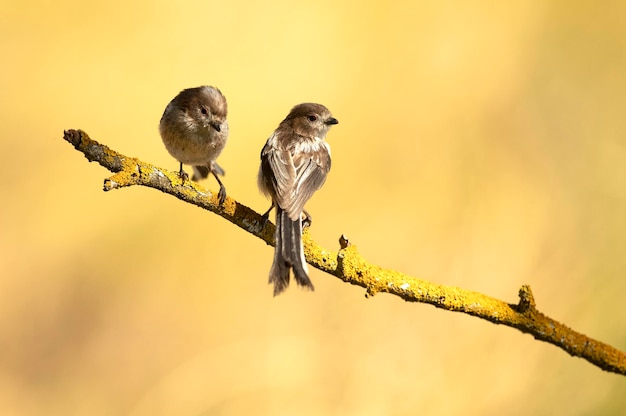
[
  {"left": 258, "top": 103, "right": 338, "bottom": 295},
  {"left": 159, "top": 85, "right": 229, "bottom": 204}
]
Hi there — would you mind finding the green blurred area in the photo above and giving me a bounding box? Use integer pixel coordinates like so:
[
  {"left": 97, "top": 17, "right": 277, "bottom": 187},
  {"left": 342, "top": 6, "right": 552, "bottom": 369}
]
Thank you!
[{"left": 1, "top": 0, "right": 625, "bottom": 414}]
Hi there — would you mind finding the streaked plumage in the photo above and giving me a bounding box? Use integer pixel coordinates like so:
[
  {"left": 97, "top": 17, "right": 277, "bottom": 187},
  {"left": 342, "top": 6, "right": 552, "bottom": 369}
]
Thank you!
[{"left": 258, "top": 103, "right": 338, "bottom": 295}]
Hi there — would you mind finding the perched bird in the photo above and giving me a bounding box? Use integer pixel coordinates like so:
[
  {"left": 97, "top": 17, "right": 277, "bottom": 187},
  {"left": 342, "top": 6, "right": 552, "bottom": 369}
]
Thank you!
[
  {"left": 258, "top": 103, "right": 338, "bottom": 295},
  {"left": 159, "top": 85, "right": 229, "bottom": 204}
]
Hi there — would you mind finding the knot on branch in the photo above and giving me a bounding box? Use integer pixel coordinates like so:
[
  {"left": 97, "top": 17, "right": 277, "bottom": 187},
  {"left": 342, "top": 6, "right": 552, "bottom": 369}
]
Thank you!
[
  {"left": 516, "top": 284, "right": 536, "bottom": 313},
  {"left": 335, "top": 235, "right": 350, "bottom": 281},
  {"left": 339, "top": 234, "right": 350, "bottom": 249}
]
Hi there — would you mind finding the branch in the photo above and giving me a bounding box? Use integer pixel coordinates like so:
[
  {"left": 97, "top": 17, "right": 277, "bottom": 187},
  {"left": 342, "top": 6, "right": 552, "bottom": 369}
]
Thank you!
[{"left": 63, "top": 129, "right": 626, "bottom": 376}]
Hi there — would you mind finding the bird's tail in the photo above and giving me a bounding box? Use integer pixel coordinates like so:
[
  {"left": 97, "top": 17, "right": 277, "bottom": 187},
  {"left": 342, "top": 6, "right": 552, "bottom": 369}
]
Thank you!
[
  {"left": 192, "top": 162, "right": 225, "bottom": 181},
  {"left": 269, "top": 208, "right": 313, "bottom": 296}
]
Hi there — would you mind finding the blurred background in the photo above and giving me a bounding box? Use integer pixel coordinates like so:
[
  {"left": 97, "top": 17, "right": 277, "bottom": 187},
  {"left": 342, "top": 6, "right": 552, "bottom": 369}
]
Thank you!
[{"left": 2, "top": 0, "right": 626, "bottom": 414}]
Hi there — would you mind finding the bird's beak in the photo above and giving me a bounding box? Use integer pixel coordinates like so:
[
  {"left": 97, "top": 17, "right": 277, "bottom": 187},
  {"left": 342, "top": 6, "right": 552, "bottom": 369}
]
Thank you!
[
  {"left": 325, "top": 117, "right": 339, "bottom": 125},
  {"left": 210, "top": 122, "right": 221, "bottom": 132}
]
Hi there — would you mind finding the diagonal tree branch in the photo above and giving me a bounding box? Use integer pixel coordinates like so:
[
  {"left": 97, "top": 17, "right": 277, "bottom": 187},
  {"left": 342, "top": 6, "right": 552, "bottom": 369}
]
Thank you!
[{"left": 62, "top": 129, "right": 626, "bottom": 376}]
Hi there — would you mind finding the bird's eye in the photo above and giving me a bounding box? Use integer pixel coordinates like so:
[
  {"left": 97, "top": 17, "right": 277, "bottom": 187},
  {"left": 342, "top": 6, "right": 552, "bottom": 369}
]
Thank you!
[
  {"left": 307, "top": 115, "right": 318, "bottom": 122},
  {"left": 200, "top": 107, "right": 208, "bottom": 115}
]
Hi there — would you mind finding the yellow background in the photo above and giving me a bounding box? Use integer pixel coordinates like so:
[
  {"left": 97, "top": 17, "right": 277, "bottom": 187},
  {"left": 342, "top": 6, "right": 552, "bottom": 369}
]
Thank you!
[{"left": 2, "top": 0, "right": 626, "bottom": 414}]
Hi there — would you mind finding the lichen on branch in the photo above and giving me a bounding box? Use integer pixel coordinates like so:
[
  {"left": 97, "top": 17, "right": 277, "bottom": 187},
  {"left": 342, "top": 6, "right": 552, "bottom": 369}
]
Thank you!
[{"left": 62, "top": 129, "right": 626, "bottom": 376}]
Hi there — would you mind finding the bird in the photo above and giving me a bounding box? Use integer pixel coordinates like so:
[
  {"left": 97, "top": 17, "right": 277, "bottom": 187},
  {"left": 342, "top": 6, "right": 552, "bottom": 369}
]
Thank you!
[
  {"left": 258, "top": 103, "right": 338, "bottom": 295},
  {"left": 159, "top": 85, "right": 229, "bottom": 204}
]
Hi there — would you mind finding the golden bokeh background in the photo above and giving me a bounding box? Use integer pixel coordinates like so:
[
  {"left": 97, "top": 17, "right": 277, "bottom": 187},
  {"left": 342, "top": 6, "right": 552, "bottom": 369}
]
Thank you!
[{"left": 2, "top": 0, "right": 626, "bottom": 414}]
